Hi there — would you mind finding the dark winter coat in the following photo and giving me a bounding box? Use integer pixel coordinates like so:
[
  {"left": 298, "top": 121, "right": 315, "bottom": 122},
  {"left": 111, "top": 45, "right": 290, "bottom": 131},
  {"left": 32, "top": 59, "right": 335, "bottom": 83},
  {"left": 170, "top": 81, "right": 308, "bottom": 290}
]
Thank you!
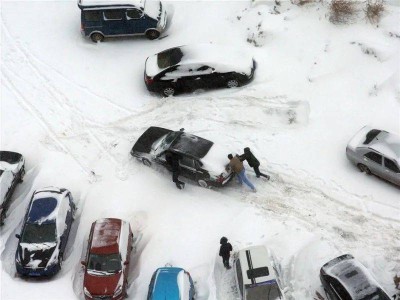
[
  {"left": 165, "top": 152, "right": 181, "bottom": 172},
  {"left": 240, "top": 147, "right": 260, "bottom": 168},
  {"left": 219, "top": 242, "right": 232, "bottom": 258}
]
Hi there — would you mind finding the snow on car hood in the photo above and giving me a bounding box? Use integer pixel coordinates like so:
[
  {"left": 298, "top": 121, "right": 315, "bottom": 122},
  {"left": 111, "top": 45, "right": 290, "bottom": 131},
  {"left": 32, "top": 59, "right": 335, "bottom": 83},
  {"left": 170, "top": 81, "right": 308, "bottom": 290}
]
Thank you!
[
  {"left": 177, "top": 270, "right": 191, "bottom": 300},
  {"left": 84, "top": 270, "right": 123, "bottom": 296},
  {"left": 200, "top": 143, "right": 230, "bottom": 176},
  {"left": 347, "top": 126, "right": 373, "bottom": 150},
  {"left": 18, "top": 242, "right": 58, "bottom": 269},
  {"left": 0, "top": 161, "right": 19, "bottom": 172}
]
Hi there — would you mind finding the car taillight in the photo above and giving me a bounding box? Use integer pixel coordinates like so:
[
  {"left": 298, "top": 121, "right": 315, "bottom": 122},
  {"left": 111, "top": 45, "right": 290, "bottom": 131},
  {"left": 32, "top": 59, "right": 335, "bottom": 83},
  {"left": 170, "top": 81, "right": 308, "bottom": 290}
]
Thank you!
[
  {"left": 145, "top": 75, "right": 154, "bottom": 85},
  {"left": 216, "top": 175, "right": 224, "bottom": 183}
]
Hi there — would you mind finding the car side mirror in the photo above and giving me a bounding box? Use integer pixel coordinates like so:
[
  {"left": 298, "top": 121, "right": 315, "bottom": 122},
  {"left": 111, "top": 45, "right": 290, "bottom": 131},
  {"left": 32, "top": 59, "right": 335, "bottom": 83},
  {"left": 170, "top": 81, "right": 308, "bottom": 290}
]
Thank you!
[
  {"left": 81, "top": 261, "right": 87, "bottom": 266},
  {"left": 124, "top": 261, "right": 129, "bottom": 265},
  {"left": 15, "top": 234, "right": 21, "bottom": 239}
]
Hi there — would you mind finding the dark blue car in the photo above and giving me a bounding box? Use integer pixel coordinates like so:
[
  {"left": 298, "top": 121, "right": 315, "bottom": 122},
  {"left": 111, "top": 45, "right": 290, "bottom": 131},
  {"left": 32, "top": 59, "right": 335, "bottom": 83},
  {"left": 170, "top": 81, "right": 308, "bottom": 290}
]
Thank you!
[
  {"left": 15, "top": 187, "right": 76, "bottom": 277},
  {"left": 78, "top": 0, "right": 167, "bottom": 42},
  {"left": 147, "top": 267, "right": 195, "bottom": 300}
]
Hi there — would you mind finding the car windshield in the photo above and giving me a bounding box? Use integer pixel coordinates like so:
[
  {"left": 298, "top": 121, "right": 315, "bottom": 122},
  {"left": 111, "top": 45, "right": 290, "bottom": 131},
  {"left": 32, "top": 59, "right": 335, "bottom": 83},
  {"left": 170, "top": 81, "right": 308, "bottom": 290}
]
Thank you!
[
  {"left": 21, "top": 223, "right": 57, "bottom": 244},
  {"left": 245, "top": 283, "right": 283, "bottom": 300},
  {"left": 157, "top": 47, "right": 183, "bottom": 69},
  {"left": 88, "top": 253, "right": 122, "bottom": 274},
  {"left": 154, "top": 131, "right": 181, "bottom": 155},
  {"left": 363, "top": 129, "right": 382, "bottom": 144}
]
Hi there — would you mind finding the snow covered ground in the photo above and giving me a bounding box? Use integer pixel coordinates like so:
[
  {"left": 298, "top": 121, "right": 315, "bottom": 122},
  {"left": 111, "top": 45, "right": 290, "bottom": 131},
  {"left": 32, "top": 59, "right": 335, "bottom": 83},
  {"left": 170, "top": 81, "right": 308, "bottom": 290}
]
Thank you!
[{"left": 1, "top": 0, "right": 399, "bottom": 299}]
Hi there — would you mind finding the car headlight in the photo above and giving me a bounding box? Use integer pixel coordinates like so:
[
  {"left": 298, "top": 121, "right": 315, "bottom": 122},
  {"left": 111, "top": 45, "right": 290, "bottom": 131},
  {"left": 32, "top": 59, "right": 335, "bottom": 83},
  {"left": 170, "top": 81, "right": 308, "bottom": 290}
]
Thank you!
[
  {"left": 113, "top": 285, "right": 123, "bottom": 297},
  {"left": 84, "top": 287, "right": 92, "bottom": 298}
]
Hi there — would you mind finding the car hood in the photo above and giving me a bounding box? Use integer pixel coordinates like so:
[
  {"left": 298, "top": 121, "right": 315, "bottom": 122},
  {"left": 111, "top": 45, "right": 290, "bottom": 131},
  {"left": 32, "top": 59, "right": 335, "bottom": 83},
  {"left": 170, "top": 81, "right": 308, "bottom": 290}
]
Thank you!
[
  {"left": 17, "top": 242, "right": 58, "bottom": 269},
  {"left": 84, "top": 270, "right": 122, "bottom": 296}
]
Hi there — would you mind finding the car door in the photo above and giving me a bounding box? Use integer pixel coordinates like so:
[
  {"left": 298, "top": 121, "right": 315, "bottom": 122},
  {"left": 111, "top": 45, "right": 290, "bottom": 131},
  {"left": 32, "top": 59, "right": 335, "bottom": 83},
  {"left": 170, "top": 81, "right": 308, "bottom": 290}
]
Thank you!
[
  {"left": 235, "top": 259, "right": 244, "bottom": 299},
  {"left": 154, "top": 151, "right": 170, "bottom": 170},
  {"left": 363, "top": 151, "right": 384, "bottom": 177},
  {"left": 60, "top": 195, "right": 73, "bottom": 256},
  {"left": 103, "top": 9, "right": 126, "bottom": 35},
  {"left": 125, "top": 8, "right": 145, "bottom": 34},
  {"left": 383, "top": 157, "right": 400, "bottom": 185},
  {"left": 179, "top": 156, "right": 198, "bottom": 181}
]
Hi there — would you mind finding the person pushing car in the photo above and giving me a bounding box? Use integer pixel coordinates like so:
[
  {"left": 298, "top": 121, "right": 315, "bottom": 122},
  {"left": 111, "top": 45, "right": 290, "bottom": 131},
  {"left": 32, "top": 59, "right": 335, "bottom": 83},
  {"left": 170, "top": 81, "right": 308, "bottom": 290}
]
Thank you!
[
  {"left": 240, "top": 147, "right": 270, "bottom": 180},
  {"left": 227, "top": 154, "right": 256, "bottom": 192}
]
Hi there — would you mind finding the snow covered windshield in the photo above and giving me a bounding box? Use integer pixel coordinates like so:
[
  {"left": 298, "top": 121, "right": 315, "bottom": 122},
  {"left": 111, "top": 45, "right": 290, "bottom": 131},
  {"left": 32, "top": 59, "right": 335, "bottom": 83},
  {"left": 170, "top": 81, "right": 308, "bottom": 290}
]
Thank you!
[
  {"left": 88, "top": 253, "right": 122, "bottom": 274},
  {"left": 153, "top": 131, "right": 181, "bottom": 156},
  {"left": 157, "top": 47, "right": 183, "bottom": 69},
  {"left": 245, "top": 284, "right": 282, "bottom": 300},
  {"left": 21, "top": 223, "right": 56, "bottom": 244}
]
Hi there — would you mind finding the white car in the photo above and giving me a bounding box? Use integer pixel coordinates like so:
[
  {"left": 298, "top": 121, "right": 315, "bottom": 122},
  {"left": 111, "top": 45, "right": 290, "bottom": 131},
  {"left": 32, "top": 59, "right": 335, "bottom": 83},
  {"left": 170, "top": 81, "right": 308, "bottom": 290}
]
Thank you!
[
  {"left": 234, "top": 245, "right": 286, "bottom": 300},
  {"left": 0, "top": 151, "right": 25, "bottom": 224}
]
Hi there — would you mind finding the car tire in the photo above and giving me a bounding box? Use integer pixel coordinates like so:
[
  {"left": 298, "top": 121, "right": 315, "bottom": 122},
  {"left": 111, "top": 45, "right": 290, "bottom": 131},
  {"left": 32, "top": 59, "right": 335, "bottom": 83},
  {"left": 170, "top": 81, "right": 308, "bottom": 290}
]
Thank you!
[
  {"left": 146, "top": 30, "right": 160, "bottom": 40},
  {"left": 90, "top": 33, "right": 104, "bottom": 43},
  {"left": 162, "top": 87, "right": 175, "bottom": 97},
  {"left": 142, "top": 158, "right": 151, "bottom": 167},
  {"left": 227, "top": 78, "right": 239, "bottom": 88},
  {"left": 198, "top": 179, "right": 208, "bottom": 188},
  {"left": 357, "top": 163, "right": 371, "bottom": 175}
]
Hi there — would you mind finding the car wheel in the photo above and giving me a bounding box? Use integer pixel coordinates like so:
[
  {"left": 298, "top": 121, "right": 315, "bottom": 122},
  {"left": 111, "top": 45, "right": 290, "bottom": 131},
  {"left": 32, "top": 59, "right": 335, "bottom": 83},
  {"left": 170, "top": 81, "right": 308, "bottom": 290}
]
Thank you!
[
  {"left": 90, "top": 32, "right": 104, "bottom": 43},
  {"left": 357, "top": 163, "right": 371, "bottom": 175},
  {"left": 227, "top": 79, "right": 239, "bottom": 88},
  {"left": 162, "top": 87, "right": 175, "bottom": 97},
  {"left": 146, "top": 30, "right": 160, "bottom": 40},
  {"left": 142, "top": 158, "right": 151, "bottom": 167},
  {"left": 198, "top": 179, "right": 208, "bottom": 188}
]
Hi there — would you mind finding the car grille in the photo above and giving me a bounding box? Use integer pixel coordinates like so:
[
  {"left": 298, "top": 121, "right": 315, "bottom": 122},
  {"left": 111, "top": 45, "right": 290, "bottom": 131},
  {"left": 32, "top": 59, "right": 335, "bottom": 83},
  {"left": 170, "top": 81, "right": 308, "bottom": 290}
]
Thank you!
[{"left": 93, "top": 296, "right": 112, "bottom": 300}]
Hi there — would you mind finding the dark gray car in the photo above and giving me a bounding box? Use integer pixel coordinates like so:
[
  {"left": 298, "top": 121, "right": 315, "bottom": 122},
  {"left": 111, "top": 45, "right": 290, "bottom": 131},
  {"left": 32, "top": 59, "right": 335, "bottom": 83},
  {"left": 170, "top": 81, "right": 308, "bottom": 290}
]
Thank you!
[
  {"left": 320, "top": 254, "right": 390, "bottom": 300},
  {"left": 346, "top": 126, "right": 400, "bottom": 186}
]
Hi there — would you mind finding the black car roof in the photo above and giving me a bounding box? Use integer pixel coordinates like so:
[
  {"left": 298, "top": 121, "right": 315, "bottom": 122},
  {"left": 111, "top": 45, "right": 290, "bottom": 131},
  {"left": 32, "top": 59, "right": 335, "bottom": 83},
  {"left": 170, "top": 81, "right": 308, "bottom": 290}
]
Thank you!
[{"left": 170, "top": 133, "right": 213, "bottom": 159}]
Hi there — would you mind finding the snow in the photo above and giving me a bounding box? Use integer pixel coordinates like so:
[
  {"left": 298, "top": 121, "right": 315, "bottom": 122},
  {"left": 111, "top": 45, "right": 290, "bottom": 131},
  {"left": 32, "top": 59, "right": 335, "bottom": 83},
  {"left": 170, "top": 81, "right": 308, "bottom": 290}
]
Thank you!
[
  {"left": 79, "top": 0, "right": 144, "bottom": 8},
  {"left": 0, "top": 161, "right": 19, "bottom": 172},
  {"left": 347, "top": 126, "right": 372, "bottom": 150},
  {"left": 200, "top": 143, "right": 229, "bottom": 176},
  {"left": 177, "top": 269, "right": 191, "bottom": 300},
  {"left": 1, "top": 0, "right": 399, "bottom": 300},
  {"left": 119, "top": 220, "right": 131, "bottom": 262},
  {"left": 144, "top": 0, "right": 161, "bottom": 20}
]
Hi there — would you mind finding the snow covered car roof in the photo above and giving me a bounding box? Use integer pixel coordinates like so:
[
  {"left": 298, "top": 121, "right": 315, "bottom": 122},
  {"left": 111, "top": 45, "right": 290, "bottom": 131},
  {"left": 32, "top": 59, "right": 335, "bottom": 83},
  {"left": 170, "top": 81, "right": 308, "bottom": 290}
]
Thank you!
[
  {"left": 237, "top": 246, "right": 279, "bottom": 287},
  {"left": 78, "top": 0, "right": 143, "bottom": 8},
  {"left": 28, "top": 188, "right": 71, "bottom": 231},
  {"left": 90, "top": 218, "right": 130, "bottom": 255},
  {"left": 347, "top": 126, "right": 400, "bottom": 163},
  {"left": 321, "top": 254, "right": 390, "bottom": 300},
  {"left": 150, "top": 267, "right": 193, "bottom": 300},
  {"left": 145, "top": 44, "right": 254, "bottom": 77},
  {"left": 169, "top": 132, "right": 213, "bottom": 159}
]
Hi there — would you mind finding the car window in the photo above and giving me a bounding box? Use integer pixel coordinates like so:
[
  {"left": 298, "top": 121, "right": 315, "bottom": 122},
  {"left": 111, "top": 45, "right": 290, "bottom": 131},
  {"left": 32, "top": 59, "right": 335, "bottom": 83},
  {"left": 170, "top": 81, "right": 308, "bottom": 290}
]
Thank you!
[
  {"left": 364, "top": 152, "right": 382, "bottom": 165},
  {"left": 329, "top": 277, "right": 351, "bottom": 299},
  {"left": 236, "top": 259, "right": 244, "bottom": 296},
  {"left": 84, "top": 10, "right": 101, "bottom": 22},
  {"left": 21, "top": 223, "right": 57, "bottom": 243},
  {"left": 180, "top": 156, "right": 196, "bottom": 169},
  {"left": 126, "top": 9, "right": 142, "bottom": 19},
  {"left": 104, "top": 10, "right": 124, "bottom": 21},
  {"left": 384, "top": 158, "right": 400, "bottom": 173}
]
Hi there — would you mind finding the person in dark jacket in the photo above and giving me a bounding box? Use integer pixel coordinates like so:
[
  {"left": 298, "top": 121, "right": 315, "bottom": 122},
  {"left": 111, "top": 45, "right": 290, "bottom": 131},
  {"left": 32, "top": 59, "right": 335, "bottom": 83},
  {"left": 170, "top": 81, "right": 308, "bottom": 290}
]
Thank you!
[
  {"left": 219, "top": 236, "right": 233, "bottom": 269},
  {"left": 165, "top": 151, "right": 185, "bottom": 189},
  {"left": 240, "top": 147, "right": 270, "bottom": 180}
]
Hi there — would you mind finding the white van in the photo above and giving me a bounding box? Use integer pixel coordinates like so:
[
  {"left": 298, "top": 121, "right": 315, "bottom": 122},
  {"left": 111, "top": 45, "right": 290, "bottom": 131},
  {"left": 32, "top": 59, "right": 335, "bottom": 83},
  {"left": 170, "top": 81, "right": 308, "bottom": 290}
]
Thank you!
[{"left": 234, "top": 246, "right": 285, "bottom": 300}]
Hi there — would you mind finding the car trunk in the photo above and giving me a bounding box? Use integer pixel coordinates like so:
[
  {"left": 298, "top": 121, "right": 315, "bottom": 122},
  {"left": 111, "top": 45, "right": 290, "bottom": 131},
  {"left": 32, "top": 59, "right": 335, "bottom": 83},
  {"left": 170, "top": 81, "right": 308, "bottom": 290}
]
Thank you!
[{"left": 131, "top": 127, "right": 171, "bottom": 155}]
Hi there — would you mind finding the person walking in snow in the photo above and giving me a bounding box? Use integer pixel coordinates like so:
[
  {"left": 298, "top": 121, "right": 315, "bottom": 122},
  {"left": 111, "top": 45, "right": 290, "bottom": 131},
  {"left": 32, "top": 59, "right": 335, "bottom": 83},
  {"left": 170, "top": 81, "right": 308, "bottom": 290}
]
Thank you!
[
  {"left": 165, "top": 151, "right": 185, "bottom": 190},
  {"left": 240, "top": 147, "right": 270, "bottom": 180},
  {"left": 219, "top": 237, "right": 233, "bottom": 269},
  {"left": 227, "top": 154, "right": 256, "bottom": 192}
]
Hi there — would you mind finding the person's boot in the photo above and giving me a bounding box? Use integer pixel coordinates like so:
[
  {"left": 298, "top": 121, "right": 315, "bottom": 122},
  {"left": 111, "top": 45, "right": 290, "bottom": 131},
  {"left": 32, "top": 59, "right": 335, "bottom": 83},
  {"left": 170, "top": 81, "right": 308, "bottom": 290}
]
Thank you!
[
  {"left": 178, "top": 181, "right": 185, "bottom": 189},
  {"left": 176, "top": 182, "right": 182, "bottom": 189}
]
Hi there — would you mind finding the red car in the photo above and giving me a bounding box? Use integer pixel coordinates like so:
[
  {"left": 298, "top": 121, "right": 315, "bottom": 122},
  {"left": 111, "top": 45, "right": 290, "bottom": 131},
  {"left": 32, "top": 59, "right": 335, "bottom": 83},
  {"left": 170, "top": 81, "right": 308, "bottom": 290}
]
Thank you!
[{"left": 82, "top": 218, "right": 133, "bottom": 300}]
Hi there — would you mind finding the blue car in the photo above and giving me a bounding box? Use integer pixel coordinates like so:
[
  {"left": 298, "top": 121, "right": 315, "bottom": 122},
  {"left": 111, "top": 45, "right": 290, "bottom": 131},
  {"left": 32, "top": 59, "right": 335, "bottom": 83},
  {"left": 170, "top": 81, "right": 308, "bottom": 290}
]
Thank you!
[
  {"left": 78, "top": 0, "right": 168, "bottom": 42},
  {"left": 147, "top": 267, "right": 195, "bottom": 300},
  {"left": 15, "top": 187, "right": 76, "bottom": 277}
]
